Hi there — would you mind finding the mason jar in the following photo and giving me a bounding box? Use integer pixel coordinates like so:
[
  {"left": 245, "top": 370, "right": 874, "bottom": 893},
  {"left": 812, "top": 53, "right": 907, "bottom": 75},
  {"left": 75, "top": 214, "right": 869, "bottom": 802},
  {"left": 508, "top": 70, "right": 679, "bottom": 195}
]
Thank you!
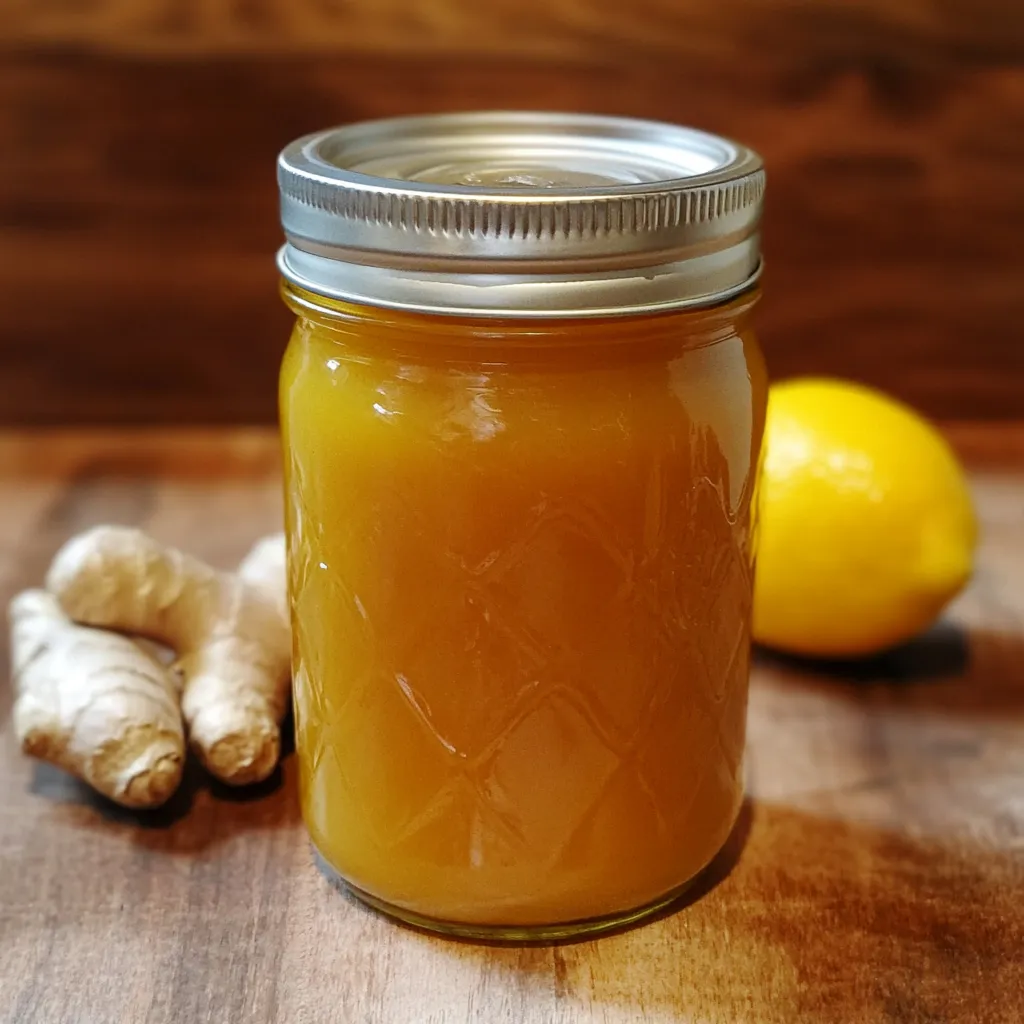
[{"left": 277, "top": 112, "right": 767, "bottom": 940}]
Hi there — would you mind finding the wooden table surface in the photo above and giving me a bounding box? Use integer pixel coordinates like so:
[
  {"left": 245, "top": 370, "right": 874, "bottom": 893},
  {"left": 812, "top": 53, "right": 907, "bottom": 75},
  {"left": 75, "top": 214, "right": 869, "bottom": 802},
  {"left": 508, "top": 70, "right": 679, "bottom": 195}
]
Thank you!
[{"left": 1, "top": 428, "right": 1022, "bottom": 1024}]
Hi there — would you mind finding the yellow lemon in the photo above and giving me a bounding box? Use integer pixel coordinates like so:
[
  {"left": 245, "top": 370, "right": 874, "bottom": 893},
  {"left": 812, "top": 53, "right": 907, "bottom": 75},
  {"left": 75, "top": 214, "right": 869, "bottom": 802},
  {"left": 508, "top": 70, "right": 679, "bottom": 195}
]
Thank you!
[{"left": 753, "top": 378, "right": 977, "bottom": 657}]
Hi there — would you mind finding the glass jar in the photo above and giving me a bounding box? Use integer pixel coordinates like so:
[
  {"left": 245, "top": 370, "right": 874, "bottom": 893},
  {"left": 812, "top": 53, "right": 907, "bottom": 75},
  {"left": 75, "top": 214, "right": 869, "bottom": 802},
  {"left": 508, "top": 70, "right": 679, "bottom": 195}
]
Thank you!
[{"left": 277, "top": 113, "right": 767, "bottom": 940}]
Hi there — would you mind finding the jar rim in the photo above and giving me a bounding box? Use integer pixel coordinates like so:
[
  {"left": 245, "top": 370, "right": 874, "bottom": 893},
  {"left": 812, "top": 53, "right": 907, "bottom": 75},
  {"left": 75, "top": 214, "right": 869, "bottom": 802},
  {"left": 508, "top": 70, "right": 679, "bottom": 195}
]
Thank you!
[{"left": 280, "top": 274, "right": 762, "bottom": 334}]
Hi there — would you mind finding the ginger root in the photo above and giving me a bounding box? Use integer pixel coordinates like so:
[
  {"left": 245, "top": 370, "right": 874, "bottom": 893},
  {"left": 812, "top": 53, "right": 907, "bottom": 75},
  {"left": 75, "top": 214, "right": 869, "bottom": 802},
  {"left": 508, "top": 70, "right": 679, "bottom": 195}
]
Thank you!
[
  {"left": 47, "top": 527, "right": 290, "bottom": 787},
  {"left": 238, "top": 532, "right": 288, "bottom": 623},
  {"left": 10, "top": 589, "right": 185, "bottom": 808}
]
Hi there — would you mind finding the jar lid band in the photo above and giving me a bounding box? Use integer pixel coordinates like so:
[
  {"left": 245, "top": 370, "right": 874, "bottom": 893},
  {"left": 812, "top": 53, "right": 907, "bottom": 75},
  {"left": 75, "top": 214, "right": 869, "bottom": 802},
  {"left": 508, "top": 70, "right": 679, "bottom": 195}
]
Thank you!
[{"left": 277, "top": 112, "right": 764, "bottom": 316}]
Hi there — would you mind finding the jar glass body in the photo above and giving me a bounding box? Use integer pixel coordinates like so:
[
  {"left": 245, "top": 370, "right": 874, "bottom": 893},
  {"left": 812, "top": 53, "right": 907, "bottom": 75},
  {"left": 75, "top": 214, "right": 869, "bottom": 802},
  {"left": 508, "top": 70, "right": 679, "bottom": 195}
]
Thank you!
[{"left": 280, "top": 285, "right": 767, "bottom": 939}]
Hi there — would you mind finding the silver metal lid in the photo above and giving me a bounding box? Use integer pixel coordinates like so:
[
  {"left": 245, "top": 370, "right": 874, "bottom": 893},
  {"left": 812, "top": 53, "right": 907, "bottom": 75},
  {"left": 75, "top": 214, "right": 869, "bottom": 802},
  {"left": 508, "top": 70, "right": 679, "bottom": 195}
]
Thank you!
[{"left": 277, "top": 112, "right": 764, "bottom": 317}]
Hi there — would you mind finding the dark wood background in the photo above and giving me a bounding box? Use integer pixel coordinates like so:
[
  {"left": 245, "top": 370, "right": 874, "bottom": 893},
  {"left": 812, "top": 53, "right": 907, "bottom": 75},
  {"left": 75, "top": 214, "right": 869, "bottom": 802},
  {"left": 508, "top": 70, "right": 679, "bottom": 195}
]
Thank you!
[{"left": 2, "top": 0, "right": 1023, "bottom": 425}]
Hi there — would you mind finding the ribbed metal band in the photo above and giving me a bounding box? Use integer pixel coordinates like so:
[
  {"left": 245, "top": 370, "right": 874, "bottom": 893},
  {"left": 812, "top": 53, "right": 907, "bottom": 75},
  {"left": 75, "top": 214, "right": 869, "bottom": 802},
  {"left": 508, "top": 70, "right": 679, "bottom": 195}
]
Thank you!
[{"left": 277, "top": 112, "right": 765, "bottom": 316}]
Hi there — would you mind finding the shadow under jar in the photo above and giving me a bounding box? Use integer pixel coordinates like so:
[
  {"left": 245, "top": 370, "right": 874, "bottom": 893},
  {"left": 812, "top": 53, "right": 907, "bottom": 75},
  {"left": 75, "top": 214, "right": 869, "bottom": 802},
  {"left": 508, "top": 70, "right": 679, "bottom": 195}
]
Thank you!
[{"left": 277, "top": 112, "right": 767, "bottom": 940}]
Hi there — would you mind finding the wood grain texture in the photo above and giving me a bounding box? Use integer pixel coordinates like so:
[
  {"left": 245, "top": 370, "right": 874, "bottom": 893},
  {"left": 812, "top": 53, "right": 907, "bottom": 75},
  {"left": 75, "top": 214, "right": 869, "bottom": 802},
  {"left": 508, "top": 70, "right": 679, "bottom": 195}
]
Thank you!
[
  {"left": 1, "top": 427, "right": 1022, "bottom": 1023},
  {"left": 0, "top": 0, "right": 1023, "bottom": 424},
  {"left": 2, "top": 0, "right": 1021, "bottom": 60}
]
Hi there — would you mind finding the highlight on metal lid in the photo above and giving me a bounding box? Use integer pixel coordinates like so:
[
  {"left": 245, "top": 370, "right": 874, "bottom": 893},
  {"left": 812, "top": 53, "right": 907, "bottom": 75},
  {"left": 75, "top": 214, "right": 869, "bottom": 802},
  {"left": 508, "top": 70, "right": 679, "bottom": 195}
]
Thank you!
[{"left": 277, "top": 112, "right": 765, "bottom": 317}]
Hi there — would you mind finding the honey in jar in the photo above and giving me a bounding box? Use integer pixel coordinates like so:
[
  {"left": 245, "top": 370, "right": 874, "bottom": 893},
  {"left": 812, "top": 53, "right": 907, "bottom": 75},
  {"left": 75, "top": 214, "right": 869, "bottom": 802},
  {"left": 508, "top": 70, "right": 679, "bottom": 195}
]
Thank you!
[{"left": 277, "top": 113, "right": 767, "bottom": 939}]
